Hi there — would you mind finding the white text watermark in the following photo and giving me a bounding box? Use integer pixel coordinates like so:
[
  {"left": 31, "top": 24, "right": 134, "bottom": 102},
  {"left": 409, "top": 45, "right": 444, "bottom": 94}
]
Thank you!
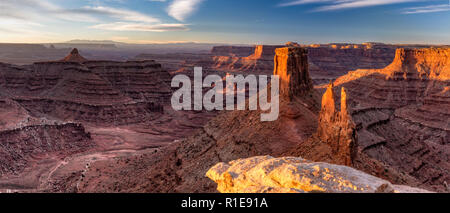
[{"left": 171, "top": 67, "right": 280, "bottom": 121}]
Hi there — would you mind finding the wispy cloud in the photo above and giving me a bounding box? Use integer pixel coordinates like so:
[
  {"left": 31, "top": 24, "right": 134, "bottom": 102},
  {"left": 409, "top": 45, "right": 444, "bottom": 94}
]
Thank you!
[
  {"left": 278, "top": 0, "right": 428, "bottom": 12},
  {"left": 81, "top": 6, "right": 189, "bottom": 32},
  {"left": 90, "top": 22, "right": 189, "bottom": 32},
  {"left": 0, "top": 0, "right": 99, "bottom": 23},
  {"left": 167, "top": 0, "right": 204, "bottom": 21},
  {"left": 402, "top": 4, "right": 450, "bottom": 14},
  {"left": 279, "top": 0, "right": 334, "bottom": 7},
  {"left": 73, "top": 6, "right": 160, "bottom": 23},
  {"left": 0, "top": 0, "right": 190, "bottom": 34}
]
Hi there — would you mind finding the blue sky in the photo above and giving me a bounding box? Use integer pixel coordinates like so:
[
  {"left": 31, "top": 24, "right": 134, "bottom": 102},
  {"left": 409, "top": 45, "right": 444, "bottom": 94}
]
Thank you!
[{"left": 0, "top": 0, "right": 449, "bottom": 44}]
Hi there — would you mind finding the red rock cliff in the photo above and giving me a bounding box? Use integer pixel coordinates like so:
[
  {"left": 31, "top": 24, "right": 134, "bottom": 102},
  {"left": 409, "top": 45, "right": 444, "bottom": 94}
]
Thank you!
[
  {"left": 332, "top": 47, "right": 450, "bottom": 191},
  {"left": 382, "top": 48, "right": 450, "bottom": 80},
  {"left": 316, "top": 83, "right": 357, "bottom": 166},
  {"left": 274, "top": 47, "right": 313, "bottom": 101}
]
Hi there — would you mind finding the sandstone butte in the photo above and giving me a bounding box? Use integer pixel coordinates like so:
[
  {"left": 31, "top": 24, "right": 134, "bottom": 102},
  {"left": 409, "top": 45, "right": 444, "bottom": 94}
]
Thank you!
[
  {"left": 334, "top": 48, "right": 450, "bottom": 86},
  {"left": 315, "top": 84, "right": 357, "bottom": 166},
  {"left": 206, "top": 156, "right": 432, "bottom": 193},
  {"left": 61, "top": 48, "right": 88, "bottom": 63},
  {"left": 274, "top": 47, "right": 312, "bottom": 101}
]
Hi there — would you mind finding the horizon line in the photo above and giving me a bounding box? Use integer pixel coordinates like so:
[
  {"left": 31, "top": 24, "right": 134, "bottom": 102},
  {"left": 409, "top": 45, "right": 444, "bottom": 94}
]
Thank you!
[{"left": 0, "top": 40, "right": 449, "bottom": 46}]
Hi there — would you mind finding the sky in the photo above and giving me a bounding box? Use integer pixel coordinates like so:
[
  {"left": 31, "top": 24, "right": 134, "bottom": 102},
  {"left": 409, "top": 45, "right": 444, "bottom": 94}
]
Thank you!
[{"left": 0, "top": 0, "right": 449, "bottom": 44}]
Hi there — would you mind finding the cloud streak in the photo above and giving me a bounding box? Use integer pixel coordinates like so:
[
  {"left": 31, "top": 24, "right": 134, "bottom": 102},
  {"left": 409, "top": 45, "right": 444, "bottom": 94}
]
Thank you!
[
  {"left": 168, "top": 0, "right": 204, "bottom": 21},
  {"left": 0, "top": 0, "right": 99, "bottom": 23},
  {"left": 278, "top": 0, "right": 429, "bottom": 12},
  {"left": 0, "top": 0, "right": 190, "bottom": 33},
  {"left": 402, "top": 4, "right": 450, "bottom": 14},
  {"left": 90, "top": 22, "right": 189, "bottom": 32},
  {"left": 70, "top": 6, "right": 161, "bottom": 23}
]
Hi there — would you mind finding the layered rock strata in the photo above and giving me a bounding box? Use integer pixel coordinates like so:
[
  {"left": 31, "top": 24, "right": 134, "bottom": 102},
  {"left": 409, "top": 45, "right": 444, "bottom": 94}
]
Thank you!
[
  {"left": 210, "top": 43, "right": 407, "bottom": 84},
  {"left": 315, "top": 85, "right": 357, "bottom": 166},
  {"left": 212, "top": 45, "right": 283, "bottom": 73},
  {"left": 274, "top": 47, "right": 312, "bottom": 100},
  {"left": 333, "top": 47, "right": 450, "bottom": 191},
  {"left": 0, "top": 123, "right": 93, "bottom": 176},
  {"left": 0, "top": 49, "right": 169, "bottom": 125}
]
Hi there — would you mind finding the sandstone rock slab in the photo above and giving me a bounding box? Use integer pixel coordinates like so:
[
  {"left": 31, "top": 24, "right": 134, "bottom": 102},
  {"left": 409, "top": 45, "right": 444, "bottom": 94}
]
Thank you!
[{"left": 207, "top": 156, "right": 432, "bottom": 193}]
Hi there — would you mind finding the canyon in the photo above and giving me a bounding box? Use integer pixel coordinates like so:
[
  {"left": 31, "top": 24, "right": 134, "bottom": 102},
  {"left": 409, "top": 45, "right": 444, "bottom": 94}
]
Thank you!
[
  {"left": 0, "top": 49, "right": 215, "bottom": 192},
  {"left": 0, "top": 43, "right": 448, "bottom": 193},
  {"left": 206, "top": 46, "right": 449, "bottom": 193}
]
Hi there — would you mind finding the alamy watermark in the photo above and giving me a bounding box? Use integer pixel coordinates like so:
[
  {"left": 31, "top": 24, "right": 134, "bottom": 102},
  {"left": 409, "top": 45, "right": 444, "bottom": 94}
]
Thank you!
[{"left": 171, "top": 67, "right": 280, "bottom": 121}]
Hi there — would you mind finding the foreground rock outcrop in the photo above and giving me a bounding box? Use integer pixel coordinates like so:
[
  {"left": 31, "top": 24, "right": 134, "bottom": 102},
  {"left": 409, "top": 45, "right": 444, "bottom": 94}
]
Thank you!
[{"left": 206, "top": 156, "right": 431, "bottom": 193}]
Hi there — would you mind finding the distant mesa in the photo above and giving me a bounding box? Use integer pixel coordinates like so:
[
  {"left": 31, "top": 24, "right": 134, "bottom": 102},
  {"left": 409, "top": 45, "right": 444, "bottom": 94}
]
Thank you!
[
  {"left": 285, "top": 41, "right": 300, "bottom": 47},
  {"left": 385, "top": 48, "right": 450, "bottom": 80},
  {"left": 61, "top": 48, "right": 88, "bottom": 63}
]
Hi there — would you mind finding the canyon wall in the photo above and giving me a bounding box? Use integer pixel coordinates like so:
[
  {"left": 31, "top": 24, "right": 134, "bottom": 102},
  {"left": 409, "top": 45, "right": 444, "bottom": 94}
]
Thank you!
[
  {"left": 0, "top": 50, "right": 169, "bottom": 126},
  {"left": 210, "top": 43, "right": 401, "bottom": 83},
  {"left": 210, "top": 46, "right": 255, "bottom": 57},
  {"left": 211, "top": 45, "right": 283, "bottom": 74},
  {"left": 0, "top": 49, "right": 217, "bottom": 191},
  {"left": 334, "top": 47, "right": 450, "bottom": 191},
  {"left": 274, "top": 47, "right": 312, "bottom": 100},
  {"left": 205, "top": 47, "right": 449, "bottom": 193},
  {"left": 0, "top": 123, "right": 93, "bottom": 177},
  {"left": 209, "top": 43, "right": 442, "bottom": 85}
]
